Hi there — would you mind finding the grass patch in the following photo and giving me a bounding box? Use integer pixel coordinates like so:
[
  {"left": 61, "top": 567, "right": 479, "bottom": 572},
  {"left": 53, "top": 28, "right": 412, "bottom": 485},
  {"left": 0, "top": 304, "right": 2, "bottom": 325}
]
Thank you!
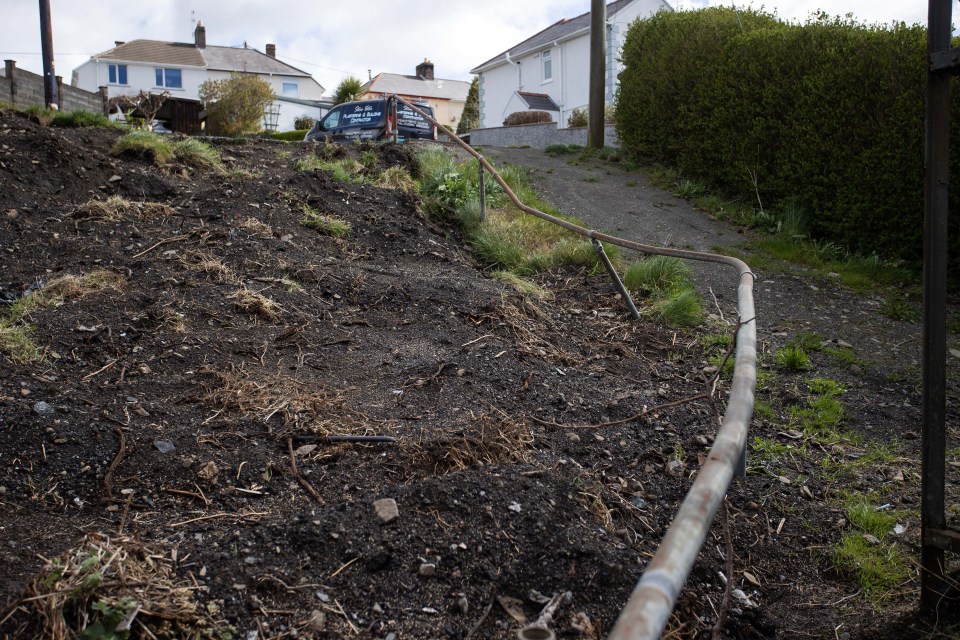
[
  {"left": 171, "top": 137, "right": 223, "bottom": 172},
  {"left": 375, "top": 166, "right": 417, "bottom": 192},
  {"left": 788, "top": 377, "right": 850, "bottom": 442},
  {"left": 297, "top": 156, "right": 366, "bottom": 183},
  {"left": 51, "top": 109, "right": 114, "bottom": 128},
  {"left": 824, "top": 346, "right": 859, "bottom": 367},
  {"left": 492, "top": 271, "right": 552, "bottom": 300},
  {"left": 880, "top": 295, "right": 920, "bottom": 323},
  {"left": 301, "top": 209, "right": 351, "bottom": 238},
  {"left": 111, "top": 130, "right": 173, "bottom": 164},
  {"left": 545, "top": 143, "right": 581, "bottom": 157},
  {"left": 775, "top": 344, "right": 812, "bottom": 372},
  {"left": 832, "top": 499, "right": 911, "bottom": 601},
  {"left": 74, "top": 195, "right": 175, "bottom": 222},
  {"left": 269, "top": 129, "right": 308, "bottom": 141},
  {"left": 624, "top": 256, "right": 704, "bottom": 327}
]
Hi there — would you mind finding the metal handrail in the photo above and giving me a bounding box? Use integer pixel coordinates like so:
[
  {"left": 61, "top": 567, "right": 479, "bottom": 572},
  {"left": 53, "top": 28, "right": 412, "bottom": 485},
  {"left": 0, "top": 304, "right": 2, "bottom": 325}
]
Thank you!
[{"left": 393, "top": 96, "right": 757, "bottom": 639}]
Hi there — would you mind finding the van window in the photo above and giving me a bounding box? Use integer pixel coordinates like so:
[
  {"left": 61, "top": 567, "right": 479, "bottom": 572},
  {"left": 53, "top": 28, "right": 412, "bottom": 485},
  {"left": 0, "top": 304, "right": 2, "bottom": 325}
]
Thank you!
[
  {"left": 323, "top": 109, "right": 341, "bottom": 130},
  {"left": 397, "top": 104, "right": 432, "bottom": 132}
]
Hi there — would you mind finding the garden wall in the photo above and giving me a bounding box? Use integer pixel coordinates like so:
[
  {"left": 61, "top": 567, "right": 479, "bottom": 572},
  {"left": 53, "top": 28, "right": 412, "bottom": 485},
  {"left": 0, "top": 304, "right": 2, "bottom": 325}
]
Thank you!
[
  {"left": 469, "top": 122, "right": 618, "bottom": 148},
  {"left": 1, "top": 60, "right": 106, "bottom": 113}
]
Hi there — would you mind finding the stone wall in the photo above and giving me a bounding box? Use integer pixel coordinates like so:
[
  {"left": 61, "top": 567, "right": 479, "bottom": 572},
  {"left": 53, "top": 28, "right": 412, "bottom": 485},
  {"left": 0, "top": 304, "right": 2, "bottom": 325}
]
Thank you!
[
  {"left": 468, "top": 122, "right": 619, "bottom": 149},
  {"left": 1, "top": 60, "right": 106, "bottom": 113}
]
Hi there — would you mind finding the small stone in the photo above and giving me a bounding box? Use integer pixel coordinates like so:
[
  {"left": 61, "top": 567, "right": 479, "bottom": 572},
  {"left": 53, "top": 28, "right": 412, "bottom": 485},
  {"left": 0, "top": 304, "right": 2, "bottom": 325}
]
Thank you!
[
  {"left": 457, "top": 596, "right": 469, "bottom": 614},
  {"left": 836, "top": 340, "right": 853, "bottom": 348},
  {"left": 862, "top": 534, "right": 880, "bottom": 545},
  {"left": 777, "top": 475, "right": 792, "bottom": 485},
  {"left": 695, "top": 435, "right": 709, "bottom": 446},
  {"left": 295, "top": 444, "right": 317, "bottom": 456},
  {"left": 508, "top": 501, "right": 522, "bottom": 513},
  {"left": 20, "top": 388, "right": 31, "bottom": 397},
  {"left": 32, "top": 401, "right": 54, "bottom": 416},
  {"left": 315, "top": 591, "right": 330, "bottom": 603},
  {"left": 630, "top": 495, "right": 647, "bottom": 509},
  {"left": 198, "top": 461, "right": 219, "bottom": 482},
  {"left": 154, "top": 440, "right": 176, "bottom": 454},
  {"left": 372, "top": 603, "right": 383, "bottom": 614},
  {"left": 373, "top": 498, "right": 399, "bottom": 524},
  {"left": 244, "top": 556, "right": 257, "bottom": 565},
  {"left": 702, "top": 365, "right": 719, "bottom": 374},
  {"left": 108, "top": 175, "right": 122, "bottom": 182},
  {"left": 419, "top": 563, "right": 437, "bottom": 577},
  {"left": 566, "top": 432, "right": 580, "bottom": 443},
  {"left": 800, "top": 485, "right": 814, "bottom": 499},
  {"left": 0, "top": 486, "right": 6, "bottom": 496},
  {"left": 232, "top": 583, "right": 247, "bottom": 591},
  {"left": 666, "top": 459, "right": 686, "bottom": 477}
]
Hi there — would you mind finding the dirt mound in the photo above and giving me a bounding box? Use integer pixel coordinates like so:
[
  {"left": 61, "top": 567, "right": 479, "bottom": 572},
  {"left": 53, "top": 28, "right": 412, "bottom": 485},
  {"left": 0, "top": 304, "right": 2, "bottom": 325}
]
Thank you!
[{"left": 0, "top": 120, "right": 742, "bottom": 639}]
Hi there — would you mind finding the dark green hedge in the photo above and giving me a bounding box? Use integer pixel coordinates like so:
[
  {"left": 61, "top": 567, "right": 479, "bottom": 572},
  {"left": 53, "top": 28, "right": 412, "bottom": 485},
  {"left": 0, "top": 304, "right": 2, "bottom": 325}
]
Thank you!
[{"left": 616, "top": 8, "right": 959, "bottom": 271}]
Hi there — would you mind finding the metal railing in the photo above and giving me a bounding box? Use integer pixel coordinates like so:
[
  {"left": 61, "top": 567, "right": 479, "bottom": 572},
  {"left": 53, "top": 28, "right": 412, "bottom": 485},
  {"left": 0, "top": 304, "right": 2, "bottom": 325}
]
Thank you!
[{"left": 394, "top": 96, "right": 758, "bottom": 639}]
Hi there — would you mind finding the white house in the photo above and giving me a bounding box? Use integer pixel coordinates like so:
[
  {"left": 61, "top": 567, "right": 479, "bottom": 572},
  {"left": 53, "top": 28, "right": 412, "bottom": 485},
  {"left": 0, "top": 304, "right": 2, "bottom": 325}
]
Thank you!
[
  {"left": 469, "top": 0, "right": 670, "bottom": 129},
  {"left": 72, "top": 23, "right": 327, "bottom": 133}
]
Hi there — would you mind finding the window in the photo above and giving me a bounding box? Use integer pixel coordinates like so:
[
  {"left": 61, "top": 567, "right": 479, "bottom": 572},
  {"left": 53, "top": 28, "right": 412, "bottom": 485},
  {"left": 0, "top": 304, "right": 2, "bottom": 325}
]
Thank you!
[
  {"left": 107, "top": 64, "right": 127, "bottom": 85},
  {"left": 542, "top": 49, "right": 552, "bottom": 82},
  {"left": 322, "top": 109, "right": 340, "bottom": 130},
  {"left": 282, "top": 81, "right": 299, "bottom": 97},
  {"left": 154, "top": 68, "right": 183, "bottom": 89}
]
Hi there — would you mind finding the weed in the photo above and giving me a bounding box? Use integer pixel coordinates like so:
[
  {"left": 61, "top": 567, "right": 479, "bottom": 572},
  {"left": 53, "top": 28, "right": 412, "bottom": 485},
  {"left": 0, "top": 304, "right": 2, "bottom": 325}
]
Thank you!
[
  {"left": 824, "top": 346, "right": 859, "bottom": 367},
  {"left": 880, "top": 295, "right": 920, "bottom": 324},
  {"left": 808, "top": 377, "right": 845, "bottom": 396},
  {"left": 775, "top": 344, "right": 811, "bottom": 371},
  {"left": 750, "top": 436, "right": 793, "bottom": 465},
  {"left": 625, "top": 180, "right": 637, "bottom": 187},
  {"left": 793, "top": 331, "right": 824, "bottom": 352},
  {"left": 753, "top": 399, "right": 776, "bottom": 421},
  {"left": 583, "top": 176, "right": 599, "bottom": 183},
  {"left": 360, "top": 150, "right": 378, "bottom": 167},
  {"left": 375, "top": 166, "right": 417, "bottom": 192},
  {"left": 171, "top": 138, "right": 224, "bottom": 172},
  {"left": 672, "top": 178, "right": 705, "bottom": 199},
  {"left": 296, "top": 156, "right": 365, "bottom": 183},
  {"left": 545, "top": 144, "right": 573, "bottom": 157},
  {"left": 651, "top": 289, "right": 704, "bottom": 327}
]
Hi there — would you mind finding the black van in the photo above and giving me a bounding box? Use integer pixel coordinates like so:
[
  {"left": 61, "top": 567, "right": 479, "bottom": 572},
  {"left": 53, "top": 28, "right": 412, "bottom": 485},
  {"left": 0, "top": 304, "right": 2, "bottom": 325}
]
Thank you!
[{"left": 304, "top": 97, "right": 436, "bottom": 143}]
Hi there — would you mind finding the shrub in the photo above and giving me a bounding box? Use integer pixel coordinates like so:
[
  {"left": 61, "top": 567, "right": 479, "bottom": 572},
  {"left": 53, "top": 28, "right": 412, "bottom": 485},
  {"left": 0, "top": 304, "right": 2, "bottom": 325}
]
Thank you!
[
  {"left": 457, "top": 77, "right": 480, "bottom": 134},
  {"left": 294, "top": 115, "right": 315, "bottom": 130},
  {"left": 616, "top": 8, "right": 958, "bottom": 277},
  {"left": 503, "top": 111, "right": 553, "bottom": 126},
  {"left": 567, "top": 108, "right": 587, "bottom": 128},
  {"left": 199, "top": 73, "right": 275, "bottom": 136}
]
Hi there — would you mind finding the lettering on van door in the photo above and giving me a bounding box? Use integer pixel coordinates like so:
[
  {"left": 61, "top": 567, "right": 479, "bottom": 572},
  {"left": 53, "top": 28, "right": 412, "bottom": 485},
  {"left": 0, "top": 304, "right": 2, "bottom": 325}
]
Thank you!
[{"left": 341, "top": 105, "right": 383, "bottom": 126}]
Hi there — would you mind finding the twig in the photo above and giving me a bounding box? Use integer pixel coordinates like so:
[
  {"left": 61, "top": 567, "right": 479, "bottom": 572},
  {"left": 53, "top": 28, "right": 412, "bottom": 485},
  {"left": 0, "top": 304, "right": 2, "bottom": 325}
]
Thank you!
[
  {"left": 713, "top": 499, "right": 734, "bottom": 640},
  {"left": 103, "top": 427, "right": 126, "bottom": 500},
  {"left": 162, "top": 488, "right": 210, "bottom": 507},
  {"left": 82, "top": 358, "right": 118, "bottom": 380},
  {"left": 287, "top": 437, "right": 324, "bottom": 505},
  {"left": 169, "top": 511, "right": 268, "bottom": 528},
  {"left": 465, "top": 591, "right": 497, "bottom": 639},
  {"left": 708, "top": 287, "right": 726, "bottom": 324},
  {"left": 329, "top": 556, "right": 360, "bottom": 578},
  {"left": 531, "top": 393, "right": 710, "bottom": 429},
  {"left": 461, "top": 334, "right": 494, "bottom": 347},
  {"left": 131, "top": 235, "right": 190, "bottom": 259}
]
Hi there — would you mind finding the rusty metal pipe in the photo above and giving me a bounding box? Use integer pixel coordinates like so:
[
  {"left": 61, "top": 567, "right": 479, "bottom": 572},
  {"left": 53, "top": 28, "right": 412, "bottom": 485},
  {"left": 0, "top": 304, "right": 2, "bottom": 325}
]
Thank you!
[{"left": 395, "top": 96, "right": 757, "bottom": 640}]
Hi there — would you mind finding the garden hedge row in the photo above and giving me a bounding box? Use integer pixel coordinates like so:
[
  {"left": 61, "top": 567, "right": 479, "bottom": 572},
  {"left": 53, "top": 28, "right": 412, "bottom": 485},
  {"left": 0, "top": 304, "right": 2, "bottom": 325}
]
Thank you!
[{"left": 616, "top": 7, "right": 960, "bottom": 272}]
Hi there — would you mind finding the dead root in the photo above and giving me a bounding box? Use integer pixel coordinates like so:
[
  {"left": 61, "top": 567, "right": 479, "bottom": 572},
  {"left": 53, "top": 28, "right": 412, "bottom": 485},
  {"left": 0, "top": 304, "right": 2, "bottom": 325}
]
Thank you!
[
  {"left": 405, "top": 410, "right": 534, "bottom": 475},
  {"left": 0, "top": 533, "right": 221, "bottom": 640}
]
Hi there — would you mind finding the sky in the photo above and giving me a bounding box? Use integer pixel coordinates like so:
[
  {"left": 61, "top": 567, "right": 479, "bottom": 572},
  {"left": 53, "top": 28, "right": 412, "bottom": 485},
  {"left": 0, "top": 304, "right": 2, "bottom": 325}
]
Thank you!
[{"left": 0, "top": 0, "right": 933, "bottom": 94}]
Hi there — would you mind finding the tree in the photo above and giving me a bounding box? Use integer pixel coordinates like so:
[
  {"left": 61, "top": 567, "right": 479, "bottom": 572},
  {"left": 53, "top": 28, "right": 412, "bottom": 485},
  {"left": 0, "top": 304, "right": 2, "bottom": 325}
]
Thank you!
[
  {"left": 333, "top": 77, "right": 363, "bottom": 105},
  {"left": 112, "top": 91, "right": 169, "bottom": 130},
  {"left": 199, "top": 73, "right": 275, "bottom": 136},
  {"left": 456, "top": 77, "right": 479, "bottom": 134}
]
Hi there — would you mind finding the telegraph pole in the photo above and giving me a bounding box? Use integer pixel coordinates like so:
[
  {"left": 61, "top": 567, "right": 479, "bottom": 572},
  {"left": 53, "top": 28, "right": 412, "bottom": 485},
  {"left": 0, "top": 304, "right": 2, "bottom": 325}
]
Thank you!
[
  {"left": 39, "top": 0, "right": 58, "bottom": 109},
  {"left": 588, "top": 0, "right": 606, "bottom": 149}
]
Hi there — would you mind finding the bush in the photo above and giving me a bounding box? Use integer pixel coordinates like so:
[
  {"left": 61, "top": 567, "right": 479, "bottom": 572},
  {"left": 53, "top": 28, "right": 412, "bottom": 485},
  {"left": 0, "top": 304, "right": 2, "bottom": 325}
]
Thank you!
[
  {"left": 333, "top": 77, "right": 363, "bottom": 105},
  {"left": 270, "top": 130, "right": 309, "bottom": 141},
  {"left": 567, "top": 108, "right": 587, "bottom": 128},
  {"left": 503, "top": 111, "right": 553, "bottom": 126},
  {"left": 294, "top": 115, "right": 315, "bottom": 130},
  {"left": 616, "top": 8, "right": 957, "bottom": 276},
  {"left": 199, "top": 74, "right": 276, "bottom": 137}
]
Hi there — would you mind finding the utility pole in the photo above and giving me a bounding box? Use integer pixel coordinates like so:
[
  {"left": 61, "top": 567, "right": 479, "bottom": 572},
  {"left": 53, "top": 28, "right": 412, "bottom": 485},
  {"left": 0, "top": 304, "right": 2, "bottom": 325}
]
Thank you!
[
  {"left": 39, "top": 0, "right": 58, "bottom": 109},
  {"left": 588, "top": 0, "right": 606, "bottom": 149}
]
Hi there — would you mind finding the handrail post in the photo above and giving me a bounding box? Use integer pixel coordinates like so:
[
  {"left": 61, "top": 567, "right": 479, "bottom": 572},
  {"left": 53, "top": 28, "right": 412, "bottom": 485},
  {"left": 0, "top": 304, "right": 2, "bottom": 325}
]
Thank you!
[
  {"left": 592, "top": 238, "right": 640, "bottom": 319},
  {"left": 477, "top": 156, "right": 486, "bottom": 223}
]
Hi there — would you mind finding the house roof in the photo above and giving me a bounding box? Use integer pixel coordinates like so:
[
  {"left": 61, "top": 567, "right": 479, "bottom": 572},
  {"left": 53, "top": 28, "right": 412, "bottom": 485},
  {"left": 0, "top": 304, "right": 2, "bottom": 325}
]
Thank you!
[
  {"left": 518, "top": 92, "right": 560, "bottom": 111},
  {"left": 93, "top": 39, "right": 313, "bottom": 78},
  {"left": 360, "top": 73, "right": 471, "bottom": 102},
  {"left": 470, "top": 0, "right": 658, "bottom": 73}
]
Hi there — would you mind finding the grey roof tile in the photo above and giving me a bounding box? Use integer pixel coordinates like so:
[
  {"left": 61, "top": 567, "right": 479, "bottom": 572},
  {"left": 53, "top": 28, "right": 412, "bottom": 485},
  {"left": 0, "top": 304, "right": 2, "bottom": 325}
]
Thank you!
[{"left": 361, "top": 73, "right": 470, "bottom": 101}]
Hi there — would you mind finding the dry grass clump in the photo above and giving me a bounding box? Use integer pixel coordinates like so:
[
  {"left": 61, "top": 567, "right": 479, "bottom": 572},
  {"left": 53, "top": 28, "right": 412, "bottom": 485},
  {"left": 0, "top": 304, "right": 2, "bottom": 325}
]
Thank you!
[
  {"left": 375, "top": 166, "right": 417, "bottom": 192},
  {"left": 1, "top": 270, "right": 125, "bottom": 363},
  {"left": 239, "top": 217, "right": 273, "bottom": 237},
  {"left": 406, "top": 412, "right": 534, "bottom": 476},
  {"left": 199, "top": 367, "right": 378, "bottom": 434},
  {"left": 73, "top": 196, "right": 175, "bottom": 222},
  {"left": 0, "top": 533, "right": 219, "bottom": 640},
  {"left": 493, "top": 297, "right": 575, "bottom": 364},
  {"left": 180, "top": 250, "right": 237, "bottom": 283},
  {"left": 229, "top": 287, "right": 281, "bottom": 321}
]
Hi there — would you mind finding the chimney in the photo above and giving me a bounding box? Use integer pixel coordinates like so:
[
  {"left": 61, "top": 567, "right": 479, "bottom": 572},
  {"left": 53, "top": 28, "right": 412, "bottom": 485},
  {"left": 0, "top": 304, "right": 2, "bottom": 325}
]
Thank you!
[
  {"left": 266, "top": 43, "right": 276, "bottom": 58},
  {"left": 194, "top": 21, "right": 206, "bottom": 49},
  {"left": 114, "top": 41, "right": 125, "bottom": 47},
  {"left": 416, "top": 58, "right": 434, "bottom": 80}
]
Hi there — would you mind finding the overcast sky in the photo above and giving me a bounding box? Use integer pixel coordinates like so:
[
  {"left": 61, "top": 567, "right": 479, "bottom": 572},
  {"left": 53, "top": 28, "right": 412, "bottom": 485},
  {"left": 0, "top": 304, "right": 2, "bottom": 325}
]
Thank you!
[{"left": 0, "top": 0, "right": 932, "bottom": 94}]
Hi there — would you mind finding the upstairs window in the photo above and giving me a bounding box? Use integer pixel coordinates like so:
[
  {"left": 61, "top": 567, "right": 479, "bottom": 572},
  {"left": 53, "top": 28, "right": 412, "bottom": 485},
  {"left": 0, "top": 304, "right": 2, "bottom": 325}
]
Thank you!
[
  {"left": 282, "top": 81, "right": 299, "bottom": 97},
  {"left": 155, "top": 68, "right": 182, "bottom": 89},
  {"left": 542, "top": 49, "right": 552, "bottom": 82},
  {"left": 107, "top": 64, "right": 127, "bottom": 85}
]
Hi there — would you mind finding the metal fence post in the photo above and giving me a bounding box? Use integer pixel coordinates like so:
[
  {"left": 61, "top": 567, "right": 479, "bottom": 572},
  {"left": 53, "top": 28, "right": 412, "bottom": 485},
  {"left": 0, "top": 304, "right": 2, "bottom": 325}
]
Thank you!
[
  {"left": 477, "top": 156, "right": 486, "bottom": 223},
  {"left": 591, "top": 238, "right": 640, "bottom": 319}
]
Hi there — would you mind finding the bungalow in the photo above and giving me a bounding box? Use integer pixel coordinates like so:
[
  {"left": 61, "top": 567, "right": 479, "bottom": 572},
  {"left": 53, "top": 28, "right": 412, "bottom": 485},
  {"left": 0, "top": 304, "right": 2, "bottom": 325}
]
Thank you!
[
  {"left": 71, "top": 23, "right": 327, "bottom": 133},
  {"left": 359, "top": 59, "right": 471, "bottom": 130},
  {"left": 470, "top": 0, "right": 670, "bottom": 129}
]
